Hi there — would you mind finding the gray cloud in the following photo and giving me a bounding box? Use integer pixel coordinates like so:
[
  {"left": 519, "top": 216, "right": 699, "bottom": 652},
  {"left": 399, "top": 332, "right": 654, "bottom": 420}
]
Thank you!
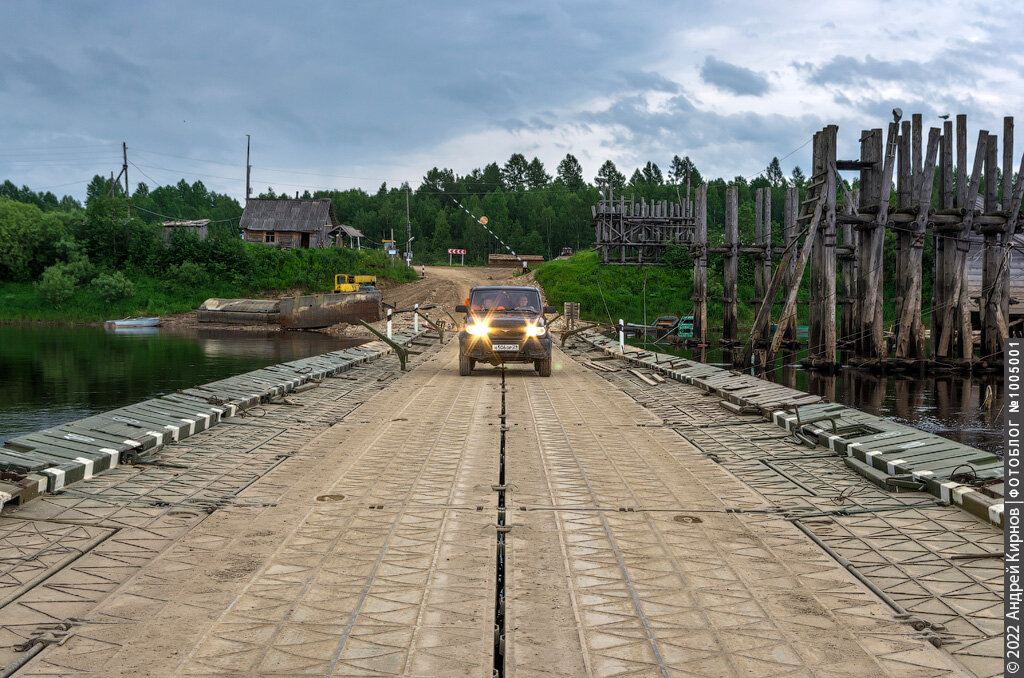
[
  {"left": 801, "top": 53, "right": 975, "bottom": 86},
  {"left": 0, "top": 2, "right": 1018, "bottom": 199},
  {"left": 699, "top": 56, "right": 770, "bottom": 96}
]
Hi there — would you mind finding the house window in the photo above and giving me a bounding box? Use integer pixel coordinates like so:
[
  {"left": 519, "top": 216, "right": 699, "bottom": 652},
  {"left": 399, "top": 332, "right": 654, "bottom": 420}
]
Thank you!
[{"left": 264, "top": 232, "right": 275, "bottom": 243}]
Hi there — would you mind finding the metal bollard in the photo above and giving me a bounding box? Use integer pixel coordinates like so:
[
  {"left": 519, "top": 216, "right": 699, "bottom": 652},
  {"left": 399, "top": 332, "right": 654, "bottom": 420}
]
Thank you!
[
  {"left": 387, "top": 308, "right": 393, "bottom": 339},
  {"left": 619, "top": 318, "right": 625, "bottom": 351},
  {"left": 413, "top": 304, "right": 419, "bottom": 333}
]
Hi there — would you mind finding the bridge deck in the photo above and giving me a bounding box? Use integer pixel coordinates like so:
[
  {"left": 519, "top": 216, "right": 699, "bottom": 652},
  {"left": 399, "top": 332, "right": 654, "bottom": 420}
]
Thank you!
[{"left": 0, "top": 338, "right": 999, "bottom": 677}]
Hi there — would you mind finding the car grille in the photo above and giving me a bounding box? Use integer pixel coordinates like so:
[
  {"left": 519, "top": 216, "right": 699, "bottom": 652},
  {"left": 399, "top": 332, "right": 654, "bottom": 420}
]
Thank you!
[{"left": 490, "top": 328, "right": 527, "bottom": 341}]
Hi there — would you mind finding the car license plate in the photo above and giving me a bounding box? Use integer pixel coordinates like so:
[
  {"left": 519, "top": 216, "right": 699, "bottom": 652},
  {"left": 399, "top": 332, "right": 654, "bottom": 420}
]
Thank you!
[{"left": 492, "top": 343, "right": 519, "bottom": 352}]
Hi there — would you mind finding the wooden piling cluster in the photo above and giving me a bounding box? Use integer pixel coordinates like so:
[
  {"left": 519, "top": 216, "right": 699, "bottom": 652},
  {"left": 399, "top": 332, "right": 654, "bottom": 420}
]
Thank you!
[
  {"left": 592, "top": 189, "right": 696, "bottom": 264},
  {"left": 591, "top": 112, "right": 1023, "bottom": 371}
]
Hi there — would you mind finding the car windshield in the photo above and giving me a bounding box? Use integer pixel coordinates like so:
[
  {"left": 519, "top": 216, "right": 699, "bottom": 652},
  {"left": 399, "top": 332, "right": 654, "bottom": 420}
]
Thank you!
[{"left": 470, "top": 289, "right": 541, "bottom": 313}]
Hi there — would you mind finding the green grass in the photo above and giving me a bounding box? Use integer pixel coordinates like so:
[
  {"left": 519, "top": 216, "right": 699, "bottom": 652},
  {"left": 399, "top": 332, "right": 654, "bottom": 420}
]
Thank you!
[
  {"left": 534, "top": 251, "right": 766, "bottom": 328},
  {"left": 0, "top": 249, "right": 417, "bottom": 323}
]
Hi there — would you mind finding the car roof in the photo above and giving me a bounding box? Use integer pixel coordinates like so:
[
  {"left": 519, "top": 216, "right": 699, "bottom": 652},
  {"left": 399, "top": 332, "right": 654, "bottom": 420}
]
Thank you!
[{"left": 470, "top": 286, "right": 541, "bottom": 293}]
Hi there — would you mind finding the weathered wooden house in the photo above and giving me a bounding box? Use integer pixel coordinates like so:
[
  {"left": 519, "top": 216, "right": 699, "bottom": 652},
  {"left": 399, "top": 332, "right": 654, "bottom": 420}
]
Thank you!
[
  {"left": 162, "top": 219, "right": 210, "bottom": 243},
  {"left": 240, "top": 198, "right": 339, "bottom": 249}
]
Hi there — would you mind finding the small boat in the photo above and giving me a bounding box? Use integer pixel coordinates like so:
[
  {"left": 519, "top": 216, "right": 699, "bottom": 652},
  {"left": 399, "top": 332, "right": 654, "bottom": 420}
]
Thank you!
[{"left": 104, "top": 317, "right": 160, "bottom": 329}]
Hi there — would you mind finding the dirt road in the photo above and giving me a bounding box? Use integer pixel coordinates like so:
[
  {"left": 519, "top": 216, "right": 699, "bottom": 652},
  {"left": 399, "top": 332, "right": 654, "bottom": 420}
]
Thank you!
[{"left": 382, "top": 265, "right": 543, "bottom": 315}]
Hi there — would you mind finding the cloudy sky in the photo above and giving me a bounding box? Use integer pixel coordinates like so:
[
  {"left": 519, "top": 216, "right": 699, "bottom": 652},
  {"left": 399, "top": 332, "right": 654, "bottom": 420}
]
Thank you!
[{"left": 0, "top": 1, "right": 1021, "bottom": 201}]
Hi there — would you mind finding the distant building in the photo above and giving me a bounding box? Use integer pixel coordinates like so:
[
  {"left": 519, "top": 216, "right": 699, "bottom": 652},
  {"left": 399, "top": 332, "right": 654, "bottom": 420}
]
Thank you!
[
  {"left": 488, "top": 254, "right": 545, "bottom": 267},
  {"left": 338, "top": 224, "right": 365, "bottom": 249},
  {"left": 162, "top": 219, "right": 210, "bottom": 243},
  {"left": 240, "top": 198, "right": 339, "bottom": 249}
]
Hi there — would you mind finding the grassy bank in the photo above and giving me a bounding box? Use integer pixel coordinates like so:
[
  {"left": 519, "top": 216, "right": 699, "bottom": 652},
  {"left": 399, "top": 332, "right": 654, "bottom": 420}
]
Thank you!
[
  {"left": 0, "top": 247, "right": 416, "bottom": 323},
  {"left": 534, "top": 250, "right": 803, "bottom": 330}
]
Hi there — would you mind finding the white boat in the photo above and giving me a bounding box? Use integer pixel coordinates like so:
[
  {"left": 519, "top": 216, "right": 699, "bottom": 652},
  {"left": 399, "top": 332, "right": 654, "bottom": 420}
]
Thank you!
[{"left": 104, "top": 317, "right": 161, "bottom": 329}]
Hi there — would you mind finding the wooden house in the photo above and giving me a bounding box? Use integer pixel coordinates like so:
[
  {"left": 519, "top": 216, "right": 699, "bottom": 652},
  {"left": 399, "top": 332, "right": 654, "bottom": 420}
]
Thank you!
[
  {"left": 162, "top": 219, "right": 210, "bottom": 243},
  {"left": 240, "top": 198, "right": 339, "bottom": 249}
]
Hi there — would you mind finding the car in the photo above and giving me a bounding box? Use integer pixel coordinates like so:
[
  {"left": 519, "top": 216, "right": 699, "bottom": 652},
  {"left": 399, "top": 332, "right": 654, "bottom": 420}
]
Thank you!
[{"left": 455, "top": 285, "right": 556, "bottom": 377}]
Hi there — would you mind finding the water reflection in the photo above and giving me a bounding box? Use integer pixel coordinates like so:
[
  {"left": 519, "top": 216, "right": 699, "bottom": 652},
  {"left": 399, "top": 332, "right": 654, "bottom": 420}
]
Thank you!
[
  {"left": 0, "top": 324, "right": 364, "bottom": 446},
  {"left": 642, "top": 336, "right": 1004, "bottom": 456}
]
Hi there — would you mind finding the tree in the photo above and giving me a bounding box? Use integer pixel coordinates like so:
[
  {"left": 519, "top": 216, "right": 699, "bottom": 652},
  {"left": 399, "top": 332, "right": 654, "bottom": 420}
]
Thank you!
[
  {"left": 482, "top": 163, "right": 503, "bottom": 191},
  {"left": 502, "top": 153, "right": 529, "bottom": 191},
  {"left": 556, "top": 154, "right": 585, "bottom": 190},
  {"left": 765, "top": 157, "right": 785, "bottom": 188},
  {"left": 430, "top": 211, "right": 452, "bottom": 255},
  {"left": 525, "top": 157, "right": 550, "bottom": 189},
  {"left": 642, "top": 161, "right": 664, "bottom": 185},
  {"left": 790, "top": 166, "right": 806, "bottom": 189},
  {"left": 595, "top": 160, "right": 626, "bottom": 190},
  {"left": 629, "top": 169, "right": 645, "bottom": 186}
]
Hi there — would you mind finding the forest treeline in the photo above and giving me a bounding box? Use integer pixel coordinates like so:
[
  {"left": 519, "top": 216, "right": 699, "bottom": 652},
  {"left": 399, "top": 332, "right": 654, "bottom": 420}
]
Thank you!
[{"left": 1, "top": 149, "right": 933, "bottom": 323}]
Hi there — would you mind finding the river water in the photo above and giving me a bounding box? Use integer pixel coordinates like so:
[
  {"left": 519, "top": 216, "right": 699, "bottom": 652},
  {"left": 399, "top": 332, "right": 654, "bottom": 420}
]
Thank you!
[
  {"left": 0, "top": 324, "right": 363, "bottom": 447},
  {"left": 0, "top": 325, "right": 1005, "bottom": 457},
  {"left": 642, "top": 339, "right": 1005, "bottom": 456}
]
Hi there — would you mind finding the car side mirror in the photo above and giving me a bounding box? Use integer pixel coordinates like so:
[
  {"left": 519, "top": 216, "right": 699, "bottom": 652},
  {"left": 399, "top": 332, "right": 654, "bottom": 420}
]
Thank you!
[
  {"left": 543, "top": 306, "right": 556, "bottom": 314},
  {"left": 455, "top": 304, "right": 468, "bottom": 313}
]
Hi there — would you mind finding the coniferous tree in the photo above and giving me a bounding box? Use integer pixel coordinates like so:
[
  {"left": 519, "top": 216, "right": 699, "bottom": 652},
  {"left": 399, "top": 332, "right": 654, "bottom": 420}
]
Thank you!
[
  {"left": 556, "top": 154, "right": 585, "bottom": 190},
  {"left": 525, "top": 157, "right": 550, "bottom": 188},
  {"left": 501, "top": 154, "right": 529, "bottom": 191},
  {"left": 642, "top": 161, "right": 664, "bottom": 185},
  {"left": 595, "top": 160, "right": 626, "bottom": 190},
  {"left": 765, "top": 157, "right": 786, "bottom": 187}
]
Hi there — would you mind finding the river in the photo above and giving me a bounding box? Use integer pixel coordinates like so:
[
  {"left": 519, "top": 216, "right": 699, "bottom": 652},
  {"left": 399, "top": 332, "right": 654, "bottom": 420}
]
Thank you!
[
  {"left": 0, "top": 325, "right": 1005, "bottom": 457},
  {"left": 0, "top": 324, "right": 363, "bottom": 447},
  {"left": 644, "top": 338, "right": 1005, "bottom": 456}
]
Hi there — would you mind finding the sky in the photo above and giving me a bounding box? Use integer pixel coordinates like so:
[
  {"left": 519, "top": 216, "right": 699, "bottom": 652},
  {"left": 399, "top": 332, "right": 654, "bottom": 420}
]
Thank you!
[{"left": 0, "top": 0, "right": 1021, "bottom": 202}]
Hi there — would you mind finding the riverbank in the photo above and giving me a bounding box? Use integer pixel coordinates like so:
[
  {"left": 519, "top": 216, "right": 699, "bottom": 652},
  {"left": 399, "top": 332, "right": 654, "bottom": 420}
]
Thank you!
[{"left": 0, "top": 247, "right": 417, "bottom": 324}]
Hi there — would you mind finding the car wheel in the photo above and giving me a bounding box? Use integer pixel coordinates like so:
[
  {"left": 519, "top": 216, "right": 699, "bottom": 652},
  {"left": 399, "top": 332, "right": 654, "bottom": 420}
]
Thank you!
[
  {"left": 459, "top": 353, "right": 473, "bottom": 376},
  {"left": 535, "top": 357, "right": 552, "bottom": 377}
]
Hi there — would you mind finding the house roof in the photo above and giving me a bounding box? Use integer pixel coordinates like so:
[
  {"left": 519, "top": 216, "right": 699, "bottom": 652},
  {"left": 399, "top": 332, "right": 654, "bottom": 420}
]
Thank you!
[
  {"left": 240, "top": 198, "right": 337, "bottom": 232},
  {"left": 339, "top": 224, "right": 365, "bottom": 238},
  {"left": 162, "top": 219, "right": 211, "bottom": 227}
]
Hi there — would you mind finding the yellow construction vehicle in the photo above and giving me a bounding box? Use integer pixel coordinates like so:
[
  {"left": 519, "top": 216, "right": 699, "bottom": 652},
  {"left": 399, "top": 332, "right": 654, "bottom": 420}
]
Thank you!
[{"left": 334, "top": 274, "right": 377, "bottom": 293}]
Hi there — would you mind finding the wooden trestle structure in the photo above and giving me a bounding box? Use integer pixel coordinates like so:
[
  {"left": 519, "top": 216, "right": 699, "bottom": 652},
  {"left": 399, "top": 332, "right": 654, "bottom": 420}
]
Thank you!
[{"left": 592, "top": 113, "right": 1024, "bottom": 371}]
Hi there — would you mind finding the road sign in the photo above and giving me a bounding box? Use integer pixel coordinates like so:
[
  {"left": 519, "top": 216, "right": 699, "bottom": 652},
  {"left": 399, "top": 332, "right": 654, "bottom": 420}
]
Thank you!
[
  {"left": 479, "top": 216, "right": 488, "bottom": 225},
  {"left": 448, "top": 248, "right": 466, "bottom": 266}
]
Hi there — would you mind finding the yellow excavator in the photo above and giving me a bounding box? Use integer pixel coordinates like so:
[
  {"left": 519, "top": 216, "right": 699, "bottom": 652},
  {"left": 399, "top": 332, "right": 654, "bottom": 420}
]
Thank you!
[{"left": 334, "top": 274, "right": 377, "bottom": 293}]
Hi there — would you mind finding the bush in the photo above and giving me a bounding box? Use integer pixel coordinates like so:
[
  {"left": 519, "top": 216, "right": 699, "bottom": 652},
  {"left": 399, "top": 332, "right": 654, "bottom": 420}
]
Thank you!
[
  {"left": 91, "top": 271, "right": 135, "bottom": 303},
  {"left": 164, "top": 261, "right": 210, "bottom": 289},
  {"left": 37, "top": 264, "right": 77, "bottom": 307}
]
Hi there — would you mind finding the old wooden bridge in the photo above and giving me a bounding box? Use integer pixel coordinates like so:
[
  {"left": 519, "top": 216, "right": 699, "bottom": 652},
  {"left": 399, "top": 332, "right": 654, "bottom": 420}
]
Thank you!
[
  {"left": 0, "top": 285, "right": 1004, "bottom": 676},
  {"left": 593, "top": 112, "right": 1024, "bottom": 373}
]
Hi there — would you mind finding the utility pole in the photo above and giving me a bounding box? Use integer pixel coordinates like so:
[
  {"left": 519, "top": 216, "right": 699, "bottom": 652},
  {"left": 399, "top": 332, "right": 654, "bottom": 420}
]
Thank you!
[
  {"left": 405, "top": 188, "right": 412, "bottom": 267},
  {"left": 123, "top": 142, "right": 130, "bottom": 217},
  {"left": 245, "top": 134, "right": 252, "bottom": 203}
]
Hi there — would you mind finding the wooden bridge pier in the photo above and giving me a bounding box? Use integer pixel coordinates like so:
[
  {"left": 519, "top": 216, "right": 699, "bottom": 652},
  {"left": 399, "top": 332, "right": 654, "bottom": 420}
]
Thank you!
[{"left": 589, "top": 111, "right": 1023, "bottom": 374}]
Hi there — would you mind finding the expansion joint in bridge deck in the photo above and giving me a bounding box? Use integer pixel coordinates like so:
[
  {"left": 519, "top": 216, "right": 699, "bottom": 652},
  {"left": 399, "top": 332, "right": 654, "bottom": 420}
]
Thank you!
[{"left": 492, "top": 366, "right": 508, "bottom": 677}]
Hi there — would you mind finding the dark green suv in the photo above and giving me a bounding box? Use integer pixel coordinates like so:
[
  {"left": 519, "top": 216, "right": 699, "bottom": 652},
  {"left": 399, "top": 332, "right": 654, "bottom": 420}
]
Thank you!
[{"left": 456, "top": 286, "right": 555, "bottom": 376}]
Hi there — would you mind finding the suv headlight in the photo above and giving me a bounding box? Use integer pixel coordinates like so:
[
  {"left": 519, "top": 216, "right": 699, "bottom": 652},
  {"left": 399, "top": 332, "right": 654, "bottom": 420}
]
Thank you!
[
  {"left": 466, "top": 322, "right": 489, "bottom": 336},
  {"left": 525, "top": 325, "right": 546, "bottom": 337}
]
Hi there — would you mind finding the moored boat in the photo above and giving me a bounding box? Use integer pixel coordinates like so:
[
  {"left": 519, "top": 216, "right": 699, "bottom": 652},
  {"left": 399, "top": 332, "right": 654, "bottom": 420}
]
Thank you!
[{"left": 104, "top": 317, "right": 160, "bottom": 329}]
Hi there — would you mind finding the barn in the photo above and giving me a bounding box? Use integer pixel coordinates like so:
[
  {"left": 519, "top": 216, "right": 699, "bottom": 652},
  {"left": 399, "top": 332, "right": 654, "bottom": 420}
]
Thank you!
[{"left": 240, "top": 198, "right": 339, "bottom": 249}]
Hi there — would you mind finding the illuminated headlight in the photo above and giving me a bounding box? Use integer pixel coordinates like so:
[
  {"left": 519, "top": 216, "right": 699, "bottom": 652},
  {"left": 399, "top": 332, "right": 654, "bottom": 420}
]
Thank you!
[
  {"left": 466, "top": 322, "right": 490, "bottom": 336},
  {"left": 525, "top": 325, "right": 546, "bottom": 337}
]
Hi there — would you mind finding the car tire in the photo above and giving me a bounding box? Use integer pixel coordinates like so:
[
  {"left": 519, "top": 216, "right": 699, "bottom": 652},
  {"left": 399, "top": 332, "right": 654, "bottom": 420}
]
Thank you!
[
  {"left": 459, "top": 353, "right": 473, "bottom": 376},
  {"left": 535, "top": 357, "right": 552, "bottom": 377}
]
